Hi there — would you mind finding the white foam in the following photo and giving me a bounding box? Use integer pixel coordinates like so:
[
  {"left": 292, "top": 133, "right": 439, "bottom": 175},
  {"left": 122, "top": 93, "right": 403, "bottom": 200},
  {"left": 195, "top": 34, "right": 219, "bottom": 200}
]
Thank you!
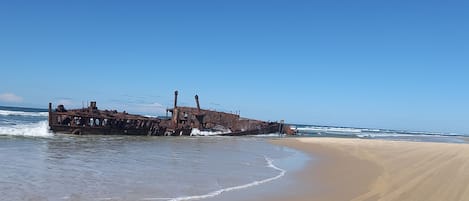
[
  {"left": 143, "top": 156, "right": 286, "bottom": 201},
  {"left": 0, "top": 120, "right": 53, "bottom": 137},
  {"left": 361, "top": 128, "right": 381, "bottom": 132},
  {"left": 144, "top": 115, "right": 159, "bottom": 118},
  {"left": 356, "top": 133, "right": 442, "bottom": 138},
  {"left": 0, "top": 110, "right": 48, "bottom": 117},
  {"left": 296, "top": 126, "right": 362, "bottom": 133},
  {"left": 190, "top": 128, "right": 232, "bottom": 136},
  {"left": 251, "top": 133, "right": 284, "bottom": 137}
]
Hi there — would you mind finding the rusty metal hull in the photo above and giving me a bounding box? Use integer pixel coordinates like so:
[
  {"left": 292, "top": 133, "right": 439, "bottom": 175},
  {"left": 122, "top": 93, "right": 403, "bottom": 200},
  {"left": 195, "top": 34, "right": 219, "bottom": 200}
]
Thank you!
[
  {"left": 50, "top": 125, "right": 154, "bottom": 135},
  {"left": 48, "top": 92, "right": 292, "bottom": 136}
]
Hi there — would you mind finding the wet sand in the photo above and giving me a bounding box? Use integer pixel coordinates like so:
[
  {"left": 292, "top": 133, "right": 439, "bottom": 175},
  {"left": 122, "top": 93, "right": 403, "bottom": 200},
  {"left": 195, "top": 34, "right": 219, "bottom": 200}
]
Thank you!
[{"left": 264, "top": 137, "right": 469, "bottom": 201}]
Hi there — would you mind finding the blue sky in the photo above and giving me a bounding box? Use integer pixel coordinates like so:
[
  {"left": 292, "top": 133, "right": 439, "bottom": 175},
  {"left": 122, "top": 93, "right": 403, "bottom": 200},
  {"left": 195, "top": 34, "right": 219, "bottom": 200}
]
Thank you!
[{"left": 0, "top": 0, "right": 468, "bottom": 134}]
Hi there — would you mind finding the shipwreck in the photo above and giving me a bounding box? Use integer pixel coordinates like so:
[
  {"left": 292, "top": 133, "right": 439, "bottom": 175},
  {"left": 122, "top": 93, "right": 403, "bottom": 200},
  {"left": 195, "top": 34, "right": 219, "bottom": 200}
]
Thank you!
[{"left": 48, "top": 91, "right": 293, "bottom": 136}]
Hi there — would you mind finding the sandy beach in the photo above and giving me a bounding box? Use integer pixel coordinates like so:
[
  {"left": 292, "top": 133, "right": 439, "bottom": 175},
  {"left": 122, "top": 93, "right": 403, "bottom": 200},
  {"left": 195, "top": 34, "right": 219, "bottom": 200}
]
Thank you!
[{"left": 265, "top": 137, "right": 469, "bottom": 201}]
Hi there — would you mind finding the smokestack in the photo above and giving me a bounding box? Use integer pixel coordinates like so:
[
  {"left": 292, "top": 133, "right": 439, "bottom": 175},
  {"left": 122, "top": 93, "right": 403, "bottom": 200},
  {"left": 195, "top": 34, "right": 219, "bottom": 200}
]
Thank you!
[
  {"left": 174, "top": 90, "right": 178, "bottom": 109},
  {"left": 194, "top": 95, "right": 205, "bottom": 129},
  {"left": 48, "top": 103, "right": 52, "bottom": 126},
  {"left": 195, "top": 95, "right": 201, "bottom": 112},
  {"left": 173, "top": 90, "right": 179, "bottom": 128}
]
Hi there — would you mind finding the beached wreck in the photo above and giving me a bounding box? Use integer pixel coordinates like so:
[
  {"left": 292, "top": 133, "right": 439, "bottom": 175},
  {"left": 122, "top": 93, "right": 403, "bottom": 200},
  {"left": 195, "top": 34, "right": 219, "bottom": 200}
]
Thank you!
[{"left": 48, "top": 91, "right": 293, "bottom": 136}]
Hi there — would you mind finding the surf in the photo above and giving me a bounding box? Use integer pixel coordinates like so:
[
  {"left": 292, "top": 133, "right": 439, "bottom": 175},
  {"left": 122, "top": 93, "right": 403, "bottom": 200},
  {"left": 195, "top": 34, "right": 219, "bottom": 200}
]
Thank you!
[
  {"left": 0, "top": 120, "right": 52, "bottom": 137},
  {"left": 0, "top": 109, "right": 48, "bottom": 117}
]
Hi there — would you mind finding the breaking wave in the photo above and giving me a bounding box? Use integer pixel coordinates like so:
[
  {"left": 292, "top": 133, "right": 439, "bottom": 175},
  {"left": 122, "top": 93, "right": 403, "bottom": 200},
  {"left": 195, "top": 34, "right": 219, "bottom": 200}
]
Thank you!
[
  {"left": 0, "top": 120, "right": 53, "bottom": 137},
  {"left": 292, "top": 125, "right": 468, "bottom": 142},
  {"left": 251, "top": 133, "right": 285, "bottom": 137},
  {"left": 190, "top": 128, "right": 231, "bottom": 136},
  {"left": 293, "top": 126, "right": 363, "bottom": 133},
  {"left": 0, "top": 110, "right": 48, "bottom": 117}
]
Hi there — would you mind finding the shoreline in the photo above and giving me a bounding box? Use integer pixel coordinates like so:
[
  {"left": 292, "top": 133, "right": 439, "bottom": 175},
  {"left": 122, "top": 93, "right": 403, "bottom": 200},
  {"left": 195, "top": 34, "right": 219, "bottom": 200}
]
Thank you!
[
  {"left": 259, "top": 137, "right": 469, "bottom": 201},
  {"left": 265, "top": 137, "right": 380, "bottom": 201}
]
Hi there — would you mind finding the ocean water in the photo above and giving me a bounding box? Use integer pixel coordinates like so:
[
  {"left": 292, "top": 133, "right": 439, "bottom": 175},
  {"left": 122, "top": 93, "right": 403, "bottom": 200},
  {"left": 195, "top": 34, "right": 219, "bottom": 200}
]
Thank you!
[
  {"left": 291, "top": 124, "right": 469, "bottom": 144},
  {"left": 0, "top": 106, "right": 307, "bottom": 201},
  {"left": 3, "top": 105, "right": 466, "bottom": 201}
]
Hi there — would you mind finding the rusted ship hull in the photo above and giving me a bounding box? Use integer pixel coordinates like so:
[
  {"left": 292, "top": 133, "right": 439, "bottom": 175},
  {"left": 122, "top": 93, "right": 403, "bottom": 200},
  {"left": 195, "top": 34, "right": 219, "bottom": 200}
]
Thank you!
[
  {"left": 49, "top": 125, "right": 157, "bottom": 135},
  {"left": 48, "top": 91, "right": 292, "bottom": 136}
]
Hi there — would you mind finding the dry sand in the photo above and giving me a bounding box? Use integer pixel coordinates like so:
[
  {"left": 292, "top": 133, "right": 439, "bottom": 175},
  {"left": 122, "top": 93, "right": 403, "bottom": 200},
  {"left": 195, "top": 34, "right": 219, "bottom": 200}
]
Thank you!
[{"left": 266, "top": 137, "right": 469, "bottom": 201}]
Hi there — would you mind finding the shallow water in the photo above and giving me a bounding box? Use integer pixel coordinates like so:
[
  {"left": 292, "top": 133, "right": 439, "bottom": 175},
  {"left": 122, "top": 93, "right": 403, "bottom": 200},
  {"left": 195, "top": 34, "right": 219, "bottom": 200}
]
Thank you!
[
  {"left": 0, "top": 135, "right": 308, "bottom": 201},
  {"left": 0, "top": 106, "right": 308, "bottom": 201}
]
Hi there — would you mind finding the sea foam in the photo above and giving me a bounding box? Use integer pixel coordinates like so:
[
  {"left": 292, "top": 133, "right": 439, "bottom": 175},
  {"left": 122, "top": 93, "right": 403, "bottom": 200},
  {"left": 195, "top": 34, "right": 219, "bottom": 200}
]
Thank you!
[
  {"left": 190, "top": 128, "right": 231, "bottom": 136},
  {"left": 0, "top": 110, "right": 48, "bottom": 117},
  {"left": 295, "top": 126, "right": 363, "bottom": 133},
  {"left": 0, "top": 120, "right": 53, "bottom": 137}
]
